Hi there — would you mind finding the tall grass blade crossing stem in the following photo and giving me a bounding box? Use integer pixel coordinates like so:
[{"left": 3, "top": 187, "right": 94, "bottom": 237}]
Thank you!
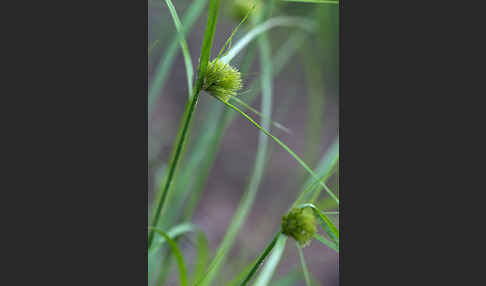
[{"left": 221, "top": 100, "right": 340, "bottom": 203}]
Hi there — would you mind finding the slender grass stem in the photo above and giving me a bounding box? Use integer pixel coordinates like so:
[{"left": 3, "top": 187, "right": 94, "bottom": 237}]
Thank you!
[
  {"left": 148, "top": 0, "right": 221, "bottom": 249},
  {"left": 297, "top": 244, "right": 311, "bottom": 286},
  {"left": 148, "top": 90, "right": 200, "bottom": 248},
  {"left": 221, "top": 100, "right": 339, "bottom": 203},
  {"left": 239, "top": 232, "right": 282, "bottom": 286},
  {"left": 230, "top": 96, "right": 291, "bottom": 133}
]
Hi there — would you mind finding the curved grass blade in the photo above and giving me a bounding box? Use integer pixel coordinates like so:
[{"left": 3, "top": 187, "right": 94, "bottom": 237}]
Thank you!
[
  {"left": 149, "top": 227, "right": 189, "bottom": 286},
  {"left": 191, "top": 230, "right": 210, "bottom": 285},
  {"left": 216, "top": 3, "right": 254, "bottom": 60},
  {"left": 230, "top": 96, "right": 291, "bottom": 134},
  {"left": 297, "top": 244, "right": 311, "bottom": 286},
  {"left": 164, "top": 0, "right": 193, "bottom": 93},
  {"left": 314, "top": 233, "right": 338, "bottom": 252},
  {"left": 148, "top": 0, "right": 207, "bottom": 115},
  {"left": 221, "top": 16, "right": 315, "bottom": 64},
  {"left": 221, "top": 100, "right": 339, "bottom": 203},
  {"left": 148, "top": 0, "right": 222, "bottom": 249},
  {"left": 238, "top": 232, "right": 281, "bottom": 286},
  {"left": 294, "top": 138, "right": 339, "bottom": 206},
  {"left": 299, "top": 203, "right": 339, "bottom": 246},
  {"left": 253, "top": 234, "right": 288, "bottom": 286},
  {"left": 149, "top": 222, "right": 196, "bottom": 254}
]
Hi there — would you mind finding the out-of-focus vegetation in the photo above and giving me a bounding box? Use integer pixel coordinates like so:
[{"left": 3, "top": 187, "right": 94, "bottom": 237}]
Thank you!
[{"left": 149, "top": 0, "right": 339, "bottom": 285}]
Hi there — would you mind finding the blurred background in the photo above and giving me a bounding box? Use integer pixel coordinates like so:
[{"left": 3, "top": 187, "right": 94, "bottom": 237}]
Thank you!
[{"left": 149, "top": 0, "right": 339, "bottom": 285}]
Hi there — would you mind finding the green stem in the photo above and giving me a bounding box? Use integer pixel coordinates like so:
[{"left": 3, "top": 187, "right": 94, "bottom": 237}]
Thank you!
[
  {"left": 297, "top": 244, "right": 311, "bottom": 286},
  {"left": 239, "top": 232, "right": 281, "bottom": 286},
  {"left": 148, "top": 89, "right": 200, "bottom": 248},
  {"left": 222, "top": 100, "right": 339, "bottom": 203}
]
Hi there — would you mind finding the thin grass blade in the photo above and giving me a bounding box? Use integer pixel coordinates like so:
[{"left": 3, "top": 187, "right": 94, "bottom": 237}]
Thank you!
[
  {"left": 148, "top": 0, "right": 207, "bottom": 114},
  {"left": 297, "top": 244, "right": 311, "bottom": 286},
  {"left": 150, "top": 227, "right": 189, "bottom": 286},
  {"left": 221, "top": 16, "right": 315, "bottom": 64},
  {"left": 300, "top": 203, "right": 339, "bottom": 246},
  {"left": 164, "top": 0, "right": 193, "bottom": 93},
  {"left": 314, "top": 233, "right": 339, "bottom": 252},
  {"left": 221, "top": 100, "right": 339, "bottom": 203},
  {"left": 253, "top": 234, "right": 288, "bottom": 286},
  {"left": 238, "top": 232, "right": 281, "bottom": 286}
]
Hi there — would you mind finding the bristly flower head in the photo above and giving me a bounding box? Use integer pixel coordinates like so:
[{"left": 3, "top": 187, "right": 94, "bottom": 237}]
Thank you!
[
  {"left": 202, "top": 58, "right": 242, "bottom": 102},
  {"left": 281, "top": 207, "right": 317, "bottom": 247}
]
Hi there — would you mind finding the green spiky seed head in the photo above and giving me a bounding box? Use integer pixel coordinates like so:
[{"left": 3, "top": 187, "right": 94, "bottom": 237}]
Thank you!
[
  {"left": 281, "top": 207, "right": 316, "bottom": 247},
  {"left": 230, "top": 0, "right": 260, "bottom": 22},
  {"left": 203, "top": 59, "right": 242, "bottom": 102}
]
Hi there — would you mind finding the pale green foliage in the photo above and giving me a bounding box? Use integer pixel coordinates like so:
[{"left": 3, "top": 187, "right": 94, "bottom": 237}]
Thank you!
[{"left": 203, "top": 59, "right": 242, "bottom": 102}]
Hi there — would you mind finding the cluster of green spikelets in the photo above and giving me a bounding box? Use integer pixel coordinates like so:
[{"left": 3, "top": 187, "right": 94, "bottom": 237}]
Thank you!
[
  {"left": 281, "top": 207, "right": 317, "bottom": 247},
  {"left": 202, "top": 58, "right": 242, "bottom": 102}
]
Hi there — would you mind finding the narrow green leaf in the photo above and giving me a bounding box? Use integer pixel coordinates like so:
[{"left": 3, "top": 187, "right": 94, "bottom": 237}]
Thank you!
[
  {"left": 221, "top": 100, "right": 339, "bottom": 203},
  {"left": 192, "top": 230, "right": 210, "bottom": 285},
  {"left": 196, "top": 0, "right": 221, "bottom": 90},
  {"left": 314, "top": 233, "right": 339, "bottom": 252},
  {"left": 238, "top": 232, "right": 281, "bottom": 286},
  {"left": 297, "top": 244, "right": 311, "bottom": 286},
  {"left": 150, "top": 228, "right": 189, "bottom": 286},
  {"left": 148, "top": 0, "right": 207, "bottom": 114},
  {"left": 216, "top": 4, "right": 254, "bottom": 60},
  {"left": 164, "top": 0, "right": 193, "bottom": 93},
  {"left": 294, "top": 138, "right": 339, "bottom": 206},
  {"left": 221, "top": 16, "right": 315, "bottom": 64},
  {"left": 230, "top": 96, "right": 291, "bottom": 134},
  {"left": 253, "top": 234, "right": 288, "bottom": 286},
  {"left": 149, "top": 222, "right": 196, "bottom": 254},
  {"left": 300, "top": 203, "right": 339, "bottom": 246}
]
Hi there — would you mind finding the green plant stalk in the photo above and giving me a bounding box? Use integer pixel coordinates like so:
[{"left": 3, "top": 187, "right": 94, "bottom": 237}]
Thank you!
[
  {"left": 148, "top": 0, "right": 221, "bottom": 249},
  {"left": 148, "top": 89, "right": 200, "bottom": 248},
  {"left": 297, "top": 244, "right": 311, "bottom": 286},
  {"left": 239, "top": 232, "right": 282, "bottom": 286},
  {"left": 253, "top": 234, "right": 288, "bottom": 286},
  {"left": 222, "top": 100, "right": 339, "bottom": 203}
]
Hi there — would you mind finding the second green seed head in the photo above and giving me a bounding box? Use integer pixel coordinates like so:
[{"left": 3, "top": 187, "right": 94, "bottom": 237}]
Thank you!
[{"left": 281, "top": 207, "right": 317, "bottom": 247}]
